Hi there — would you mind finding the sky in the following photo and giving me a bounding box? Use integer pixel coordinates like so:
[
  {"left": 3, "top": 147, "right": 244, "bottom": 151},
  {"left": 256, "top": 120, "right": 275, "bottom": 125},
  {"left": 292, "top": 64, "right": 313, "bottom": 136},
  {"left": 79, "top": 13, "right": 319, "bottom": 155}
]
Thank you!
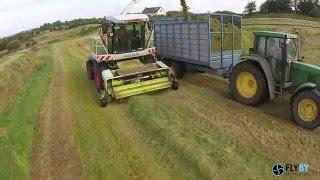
[{"left": 0, "top": 0, "right": 265, "bottom": 38}]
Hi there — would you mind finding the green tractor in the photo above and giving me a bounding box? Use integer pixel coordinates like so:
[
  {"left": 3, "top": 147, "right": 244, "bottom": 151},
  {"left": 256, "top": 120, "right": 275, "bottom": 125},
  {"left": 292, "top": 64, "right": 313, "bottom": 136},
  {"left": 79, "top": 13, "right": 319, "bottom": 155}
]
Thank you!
[{"left": 230, "top": 31, "right": 320, "bottom": 129}]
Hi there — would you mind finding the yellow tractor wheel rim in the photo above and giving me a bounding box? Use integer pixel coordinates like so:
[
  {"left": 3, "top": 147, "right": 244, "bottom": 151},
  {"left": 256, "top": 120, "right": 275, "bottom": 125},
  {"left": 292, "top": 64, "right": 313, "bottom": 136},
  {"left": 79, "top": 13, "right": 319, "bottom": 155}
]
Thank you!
[
  {"left": 236, "top": 72, "right": 258, "bottom": 99},
  {"left": 298, "top": 99, "right": 318, "bottom": 122}
]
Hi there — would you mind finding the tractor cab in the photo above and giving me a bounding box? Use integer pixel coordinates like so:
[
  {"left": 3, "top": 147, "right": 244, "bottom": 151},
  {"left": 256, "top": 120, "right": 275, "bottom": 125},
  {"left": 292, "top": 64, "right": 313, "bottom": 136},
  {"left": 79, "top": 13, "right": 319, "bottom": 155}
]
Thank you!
[
  {"left": 251, "top": 31, "right": 300, "bottom": 88},
  {"left": 99, "top": 14, "right": 151, "bottom": 54}
]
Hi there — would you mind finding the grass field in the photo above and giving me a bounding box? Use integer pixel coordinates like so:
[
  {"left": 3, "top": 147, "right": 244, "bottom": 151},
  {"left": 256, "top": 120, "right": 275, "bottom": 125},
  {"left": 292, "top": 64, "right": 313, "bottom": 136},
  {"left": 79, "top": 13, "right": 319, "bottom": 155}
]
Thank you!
[{"left": 0, "top": 17, "right": 319, "bottom": 179}]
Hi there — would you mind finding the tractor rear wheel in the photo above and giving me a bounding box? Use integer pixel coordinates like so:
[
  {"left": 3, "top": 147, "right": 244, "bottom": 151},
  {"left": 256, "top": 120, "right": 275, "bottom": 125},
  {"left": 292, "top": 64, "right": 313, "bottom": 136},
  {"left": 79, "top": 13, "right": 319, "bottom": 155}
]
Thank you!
[
  {"left": 93, "top": 62, "right": 104, "bottom": 91},
  {"left": 292, "top": 90, "right": 320, "bottom": 129},
  {"left": 86, "top": 60, "right": 94, "bottom": 80},
  {"left": 230, "top": 63, "right": 268, "bottom": 105},
  {"left": 170, "top": 62, "right": 185, "bottom": 79}
]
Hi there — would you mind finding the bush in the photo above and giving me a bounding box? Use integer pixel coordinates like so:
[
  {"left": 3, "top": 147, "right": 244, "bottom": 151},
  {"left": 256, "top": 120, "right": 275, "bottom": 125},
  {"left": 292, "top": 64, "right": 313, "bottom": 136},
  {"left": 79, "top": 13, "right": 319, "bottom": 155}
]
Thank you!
[
  {"left": 309, "top": 6, "right": 320, "bottom": 17},
  {"left": 0, "top": 39, "right": 7, "bottom": 51},
  {"left": 6, "top": 40, "right": 21, "bottom": 51},
  {"left": 26, "top": 39, "right": 37, "bottom": 48}
]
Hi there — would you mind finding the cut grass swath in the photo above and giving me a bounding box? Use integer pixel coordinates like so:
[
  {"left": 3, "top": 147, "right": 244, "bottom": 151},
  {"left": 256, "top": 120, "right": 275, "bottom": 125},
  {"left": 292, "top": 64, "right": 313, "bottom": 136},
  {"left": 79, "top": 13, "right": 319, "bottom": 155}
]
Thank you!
[{"left": 0, "top": 54, "right": 53, "bottom": 179}]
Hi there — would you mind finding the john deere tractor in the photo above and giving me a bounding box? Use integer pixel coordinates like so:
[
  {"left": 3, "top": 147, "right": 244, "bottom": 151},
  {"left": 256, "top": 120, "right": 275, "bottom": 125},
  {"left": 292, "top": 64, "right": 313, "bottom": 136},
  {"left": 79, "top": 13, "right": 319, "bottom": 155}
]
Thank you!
[
  {"left": 86, "top": 14, "right": 178, "bottom": 107},
  {"left": 230, "top": 31, "right": 320, "bottom": 129}
]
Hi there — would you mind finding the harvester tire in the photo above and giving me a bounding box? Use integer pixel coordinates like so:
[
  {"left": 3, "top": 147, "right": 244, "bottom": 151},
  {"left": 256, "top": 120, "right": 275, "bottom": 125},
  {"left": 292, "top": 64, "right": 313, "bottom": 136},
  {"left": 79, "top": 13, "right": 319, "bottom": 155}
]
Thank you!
[
  {"left": 292, "top": 89, "right": 320, "bottom": 129},
  {"left": 100, "top": 98, "right": 108, "bottom": 107},
  {"left": 172, "top": 81, "right": 179, "bottom": 90},
  {"left": 230, "top": 63, "right": 268, "bottom": 105},
  {"left": 170, "top": 62, "right": 185, "bottom": 79},
  {"left": 93, "top": 62, "right": 104, "bottom": 91},
  {"left": 86, "top": 60, "right": 94, "bottom": 80}
]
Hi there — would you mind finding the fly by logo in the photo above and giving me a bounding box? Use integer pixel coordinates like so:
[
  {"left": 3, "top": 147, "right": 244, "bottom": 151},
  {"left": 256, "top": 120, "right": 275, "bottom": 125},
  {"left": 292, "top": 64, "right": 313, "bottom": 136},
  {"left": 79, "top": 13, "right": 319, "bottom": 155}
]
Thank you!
[{"left": 272, "top": 163, "right": 310, "bottom": 176}]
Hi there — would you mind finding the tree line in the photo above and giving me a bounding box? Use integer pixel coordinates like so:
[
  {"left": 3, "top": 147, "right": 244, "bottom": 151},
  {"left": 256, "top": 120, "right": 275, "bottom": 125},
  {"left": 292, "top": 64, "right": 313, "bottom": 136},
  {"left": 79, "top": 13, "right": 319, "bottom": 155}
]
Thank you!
[
  {"left": 0, "top": 18, "right": 100, "bottom": 53},
  {"left": 244, "top": 0, "right": 320, "bottom": 18}
]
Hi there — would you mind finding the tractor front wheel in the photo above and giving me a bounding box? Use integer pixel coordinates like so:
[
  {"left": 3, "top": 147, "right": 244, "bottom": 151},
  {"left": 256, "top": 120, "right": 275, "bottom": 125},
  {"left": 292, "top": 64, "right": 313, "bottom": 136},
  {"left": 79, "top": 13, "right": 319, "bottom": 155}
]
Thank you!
[
  {"left": 230, "top": 63, "right": 268, "bottom": 105},
  {"left": 292, "top": 90, "right": 320, "bottom": 129}
]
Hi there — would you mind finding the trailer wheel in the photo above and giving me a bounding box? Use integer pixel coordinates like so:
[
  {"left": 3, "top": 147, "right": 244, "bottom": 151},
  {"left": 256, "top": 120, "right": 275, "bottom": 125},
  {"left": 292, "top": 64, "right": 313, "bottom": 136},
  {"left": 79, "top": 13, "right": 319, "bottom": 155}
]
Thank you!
[
  {"left": 93, "top": 62, "right": 104, "bottom": 91},
  {"left": 292, "top": 89, "right": 320, "bottom": 129},
  {"left": 170, "top": 62, "right": 185, "bottom": 79},
  {"left": 86, "top": 60, "right": 94, "bottom": 80},
  {"left": 230, "top": 63, "right": 268, "bottom": 105}
]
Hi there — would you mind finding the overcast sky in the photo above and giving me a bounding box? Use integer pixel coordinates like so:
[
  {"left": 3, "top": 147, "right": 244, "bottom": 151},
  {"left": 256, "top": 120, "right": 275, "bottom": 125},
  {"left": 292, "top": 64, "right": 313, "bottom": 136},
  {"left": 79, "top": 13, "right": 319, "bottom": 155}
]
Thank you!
[{"left": 0, "top": 0, "right": 265, "bottom": 38}]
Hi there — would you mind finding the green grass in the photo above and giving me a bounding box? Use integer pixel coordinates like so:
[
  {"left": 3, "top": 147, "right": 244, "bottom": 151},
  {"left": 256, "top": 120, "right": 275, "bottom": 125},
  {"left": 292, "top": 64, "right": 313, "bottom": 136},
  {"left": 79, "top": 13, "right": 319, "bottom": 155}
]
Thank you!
[
  {"left": 0, "top": 48, "right": 49, "bottom": 114},
  {"left": 126, "top": 95, "right": 274, "bottom": 179},
  {"left": 0, "top": 52, "right": 53, "bottom": 179},
  {"left": 244, "top": 13, "right": 320, "bottom": 24}
]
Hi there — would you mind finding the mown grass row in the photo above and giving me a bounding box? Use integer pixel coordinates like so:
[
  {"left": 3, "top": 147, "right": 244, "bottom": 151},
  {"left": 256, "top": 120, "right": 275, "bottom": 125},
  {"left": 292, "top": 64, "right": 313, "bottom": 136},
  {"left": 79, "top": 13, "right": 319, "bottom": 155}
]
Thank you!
[
  {"left": 58, "top": 41, "right": 154, "bottom": 179},
  {"left": 0, "top": 50, "right": 53, "bottom": 179},
  {"left": 125, "top": 93, "right": 276, "bottom": 179},
  {"left": 0, "top": 48, "right": 48, "bottom": 113}
]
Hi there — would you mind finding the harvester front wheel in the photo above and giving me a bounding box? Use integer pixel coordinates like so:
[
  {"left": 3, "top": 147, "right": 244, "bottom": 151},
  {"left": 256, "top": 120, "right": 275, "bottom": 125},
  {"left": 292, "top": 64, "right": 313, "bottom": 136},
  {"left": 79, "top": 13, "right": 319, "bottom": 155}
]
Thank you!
[
  {"left": 86, "top": 60, "right": 94, "bottom": 80},
  {"left": 93, "top": 62, "right": 104, "bottom": 91},
  {"left": 100, "top": 98, "right": 108, "bottom": 107},
  {"left": 292, "top": 90, "right": 320, "bottom": 129},
  {"left": 230, "top": 63, "right": 268, "bottom": 105},
  {"left": 172, "top": 81, "right": 179, "bottom": 90}
]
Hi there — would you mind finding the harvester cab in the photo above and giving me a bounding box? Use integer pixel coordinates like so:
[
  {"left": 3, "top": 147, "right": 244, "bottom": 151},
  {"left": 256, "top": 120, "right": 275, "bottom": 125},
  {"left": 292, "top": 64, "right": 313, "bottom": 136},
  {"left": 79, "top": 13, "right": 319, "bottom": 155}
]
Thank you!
[
  {"left": 230, "top": 31, "right": 320, "bottom": 129},
  {"left": 99, "top": 14, "right": 152, "bottom": 54},
  {"left": 86, "top": 14, "right": 178, "bottom": 107}
]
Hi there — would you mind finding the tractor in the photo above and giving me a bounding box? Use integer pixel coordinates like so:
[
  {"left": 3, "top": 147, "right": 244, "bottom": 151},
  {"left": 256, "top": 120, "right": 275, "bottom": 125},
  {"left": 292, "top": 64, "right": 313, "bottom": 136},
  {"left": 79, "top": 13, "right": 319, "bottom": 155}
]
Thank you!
[
  {"left": 230, "top": 31, "right": 320, "bottom": 129},
  {"left": 86, "top": 14, "right": 178, "bottom": 107}
]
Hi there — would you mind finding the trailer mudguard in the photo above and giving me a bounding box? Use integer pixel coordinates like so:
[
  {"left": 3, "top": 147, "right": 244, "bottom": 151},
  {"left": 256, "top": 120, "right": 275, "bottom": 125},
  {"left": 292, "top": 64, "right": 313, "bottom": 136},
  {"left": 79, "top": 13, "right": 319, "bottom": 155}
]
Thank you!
[
  {"left": 238, "top": 55, "right": 276, "bottom": 100},
  {"left": 291, "top": 82, "right": 319, "bottom": 104}
]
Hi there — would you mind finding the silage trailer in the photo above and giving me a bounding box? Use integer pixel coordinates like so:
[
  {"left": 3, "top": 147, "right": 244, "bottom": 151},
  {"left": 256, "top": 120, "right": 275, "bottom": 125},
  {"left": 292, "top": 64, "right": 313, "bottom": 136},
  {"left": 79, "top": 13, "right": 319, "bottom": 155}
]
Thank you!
[{"left": 154, "top": 13, "right": 242, "bottom": 78}]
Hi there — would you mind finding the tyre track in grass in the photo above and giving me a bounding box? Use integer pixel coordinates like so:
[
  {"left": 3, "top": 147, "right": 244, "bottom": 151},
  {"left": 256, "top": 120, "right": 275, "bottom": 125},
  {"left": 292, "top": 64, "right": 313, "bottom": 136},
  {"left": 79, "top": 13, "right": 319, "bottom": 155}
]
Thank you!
[{"left": 31, "top": 44, "right": 83, "bottom": 179}]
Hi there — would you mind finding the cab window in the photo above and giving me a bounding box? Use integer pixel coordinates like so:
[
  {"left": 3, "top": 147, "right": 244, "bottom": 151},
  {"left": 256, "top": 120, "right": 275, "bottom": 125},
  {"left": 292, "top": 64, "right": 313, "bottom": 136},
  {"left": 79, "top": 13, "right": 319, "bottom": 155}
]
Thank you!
[
  {"left": 257, "top": 36, "right": 266, "bottom": 56},
  {"left": 267, "top": 38, "right": 283, "bottom": 60},
  {"left": 113, "top": 24, "right": 144, "bottom": 53},
  {"left": 287, "top": 38, "right": 298, "bottom": 62}
]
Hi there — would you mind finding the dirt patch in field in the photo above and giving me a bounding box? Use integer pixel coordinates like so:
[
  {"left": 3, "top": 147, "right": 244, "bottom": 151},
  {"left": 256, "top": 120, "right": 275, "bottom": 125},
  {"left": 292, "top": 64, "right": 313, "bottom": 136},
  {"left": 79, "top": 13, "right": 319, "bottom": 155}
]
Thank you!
[{"left": 31, "top": 46, "right": 83, "bottom": 179}]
